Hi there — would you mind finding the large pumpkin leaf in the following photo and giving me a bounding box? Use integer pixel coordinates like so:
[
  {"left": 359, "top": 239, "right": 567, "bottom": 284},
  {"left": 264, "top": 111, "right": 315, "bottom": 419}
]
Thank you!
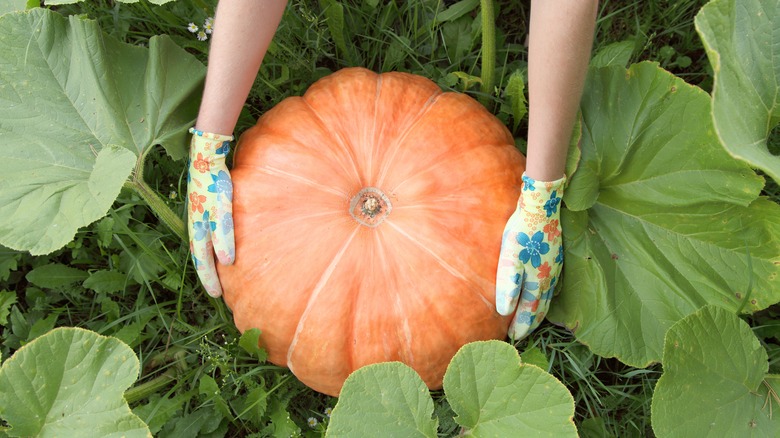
[
  {"left": 695, "top": 0, "right": 780, "bottom": 183},
  {"left": 326, "top": 362, "right": 439, "bottom": 437},
  {"left": 0, "top": 9, "right": 203, "bottom": 255},
  {"left": 327, "top": 341, "right": 575, "bottom": 437},
  {"left": 0, "top": 0, "right": 28, "bottom": 15},
  {"left": 548, "top": 62, "right": 780, "bottom": 367},
  {"left": 652, "top": 305, "right": 780, "bottom": 437},
  {"left": 0, "top": 327, "right": 151, "bottom": 437},
  {"left": 443, "top": 341, "right": 576, "bottom": 437}
]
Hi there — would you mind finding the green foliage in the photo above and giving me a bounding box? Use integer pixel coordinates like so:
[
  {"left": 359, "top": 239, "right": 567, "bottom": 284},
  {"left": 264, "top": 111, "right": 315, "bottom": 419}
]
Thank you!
[
  {"left": 652, "top": 305, "right": 780, "bottom": 436},
  {"left": 0, "top": 327, "right": 151, "bottom": 437},
  {"left": 0, "top": 1, "right": 778, "bottom": 437},
  {"left": 443, "top": 341, "right": 576, "bottom": 436},
  {"left": 326, "top": 363, "right": 439, "bottom": 437},
  {"left": 590, "top": 40, "right": 634, "bottom": 68},
  {"left": 328, "top": 341, "right": 576, "bottom": 437},
  {"left": 0, "top": 0, "right": 29, "bottom": 15},
  {"left": 696, "top": 0, "right": 780, "bottom": 184},
  {"left": 549, "top": 61, "right": 780, "bottom": 367},
  {"left": 0, "top": 8, "right": 202, "bottom": 254}
]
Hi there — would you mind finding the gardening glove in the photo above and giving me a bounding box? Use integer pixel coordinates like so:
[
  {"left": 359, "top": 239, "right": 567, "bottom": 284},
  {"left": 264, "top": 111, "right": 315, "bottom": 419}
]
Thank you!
[
  {"left": 187, "top": 127, "right": 235, "bottom": 298},
  {"left": 496, "top": 173, "right": 565, "bottom": 340}
]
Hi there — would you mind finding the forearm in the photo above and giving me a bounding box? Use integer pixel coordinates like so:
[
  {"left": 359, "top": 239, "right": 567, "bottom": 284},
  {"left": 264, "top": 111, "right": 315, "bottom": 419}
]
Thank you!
[
  {"left": 194, "top": 0, "right": 288, "bottom": 135},
  {"left": 526, "top": 0, "right": 598, "bottom": 181}
]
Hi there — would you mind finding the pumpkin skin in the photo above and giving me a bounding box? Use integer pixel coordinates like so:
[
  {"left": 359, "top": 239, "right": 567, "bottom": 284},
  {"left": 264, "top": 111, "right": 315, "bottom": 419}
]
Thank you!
[{"left": 217, "top": 68, "right": 525, "bottom": 396}]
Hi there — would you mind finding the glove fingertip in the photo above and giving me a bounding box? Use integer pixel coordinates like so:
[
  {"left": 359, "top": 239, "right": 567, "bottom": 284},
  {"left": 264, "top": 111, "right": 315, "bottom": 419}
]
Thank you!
[
  {"left": 496, "top": 303, "right": 514, "bottom": 316},
  {"left": 206, "top": 286, "right": 223, "bottom": 298}
]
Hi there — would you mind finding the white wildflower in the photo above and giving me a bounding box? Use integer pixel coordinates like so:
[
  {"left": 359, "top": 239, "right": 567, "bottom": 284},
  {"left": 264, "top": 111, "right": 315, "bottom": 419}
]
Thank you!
[
  {"left": 197, "top": 30, "right": 208, "bottom": 41},
  {"left": 187, "top": 22, "right": 198, "bottom": 33},
  {"left": 204, "top": 17, "right": 215, "bottom": 34},
  {"left": 307, "top": 417, "right": 318, "bottom": 428},
  {"left": 324, "top": 407, "right": 333, "bottom": 417}
]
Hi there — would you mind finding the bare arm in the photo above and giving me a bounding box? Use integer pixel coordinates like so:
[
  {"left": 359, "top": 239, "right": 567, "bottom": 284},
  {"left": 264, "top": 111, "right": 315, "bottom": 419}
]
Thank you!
[
  {"left": 526, "top": 0, "right": 598, "bottom": 181},
  {"left": 194, "top": 0, "right": 288, "bottom": 135}
]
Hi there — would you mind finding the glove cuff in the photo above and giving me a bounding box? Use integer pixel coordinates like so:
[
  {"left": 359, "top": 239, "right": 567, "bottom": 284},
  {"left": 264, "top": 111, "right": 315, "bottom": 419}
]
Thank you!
[
  {"left": 189, "top": 127, "right": 233, "bottom": 158},
  {"left": 519, "top": 172, "right": 565, "bottom": 215},
  {"left": 189, "top": 127, "right": 234, "bottom": 142}
]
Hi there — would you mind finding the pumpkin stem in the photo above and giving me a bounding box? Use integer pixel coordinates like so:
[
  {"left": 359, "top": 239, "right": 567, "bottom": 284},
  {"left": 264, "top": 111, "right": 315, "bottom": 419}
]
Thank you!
[
  {"left": 480, "top": 0, "right": 496, "bottom": 107},
  {"left": 350, "top": 187, "right": 392, "bottom": 227}
]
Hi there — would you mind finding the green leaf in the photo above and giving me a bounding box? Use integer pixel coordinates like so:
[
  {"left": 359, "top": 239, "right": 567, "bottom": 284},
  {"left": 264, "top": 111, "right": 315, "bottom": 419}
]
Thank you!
[
  {"left": 590, "top": 40, "right": 635, "bottom": 68},
  {"left": 520, "top": 345, "right": 550, "bottom": 370},
  {"left": 579, "top": 417, "right": 610, "bottom": 438},
  {"left": 447, "top": 70, "right": 482, "bottom": 91},
  {"left": 444, "top": 341, "right": 576, "bottom": 437},
  {"left": 0, "top": 247, "right": 19, "bottom": 281},
  {"left": 199, "top": 375, "right": 231, "bottom": 420},
  {"left": 133, "top": 393, "right": 190, "bottom": 435},
  {"left": 696, "top": 0, "right": 780, "bottom": 183},
  {"left": 27, "top": 313, "right": 59, "bottom": 342},
  {"left": 549, "top": 62, "right": 780, "bottom": 367},
  {"left": 320, "top": 0, "right": 355, "bottom": 65},
  {"left": 83, "top": 270, "right": 129, "bottom": 294},
  {"left": 26, "top": 263, "right": 88, "bottom": 288},
  {"left": 0, "top": 9, "right": 204, "bottom": 255},
  {"left": 95, "top": 216, "right": 115, "bottom": 248},
  {"left": 435, "top": 0, "right": 480, "bottom": 23},
  {"left": 163, "top": 405, "right": 225, "bottom": 438},
  {"left": 268, "top": 399, "right": 300, "bottom": 438},
  {"left": 441, "top": 16, "right": 474, "bottom": 64},
  {"left": 0, "top": 291, "right": 16, "bottom": 326},
  {"left": 0, "top": 0, "right": 27, "bottom": 16},
  {"left": 326, "top": 363, "right": 439, "bottom": 437},
  {"left": 652, "top": 305, "right": 780, "bottom": 436},
  {"left": 234, "top": 386, "right": 268, "bottom": 427},
  {"left": 0, "top": 327, "right": 151, "bottom": 437},
  {"left": 238, "top": 328, "right": 268, "bottom": 362},
  {"left": 505, "top": 71, "right": 527, "bottom": 131}
]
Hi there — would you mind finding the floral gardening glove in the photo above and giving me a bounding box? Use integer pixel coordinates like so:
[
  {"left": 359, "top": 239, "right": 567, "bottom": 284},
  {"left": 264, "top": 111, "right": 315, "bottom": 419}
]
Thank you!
[
  {"left": 496, "top": 173, "right": 565, "bottom": 340},
  {"left": 187, "top": 128, "right": 235, "bottom": 297}
]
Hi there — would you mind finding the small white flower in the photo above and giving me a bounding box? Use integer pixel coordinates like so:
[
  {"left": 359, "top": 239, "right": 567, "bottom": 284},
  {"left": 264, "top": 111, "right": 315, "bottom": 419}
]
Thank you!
[
  {"left": 197, "top": 31, "right": 208, "bottom": 41},
  {"left": 307, "top": 417, "right": 318, "bottom": 428},
  {"left": 204, "top": 16, "right": 214, "bottom": 34},
  {"left": 168, "top": 190, "right": 177, "bottom": 200},
  {"left": 187, "top": 22, "right": 198, "bottom": 33},
  {"left": 324, "top": 407, "right": 333, "bottom": 417}
]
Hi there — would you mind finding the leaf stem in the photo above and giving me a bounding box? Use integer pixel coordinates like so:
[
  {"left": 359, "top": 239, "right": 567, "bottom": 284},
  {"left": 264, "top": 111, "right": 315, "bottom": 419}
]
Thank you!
[
  {"left": 124, "top": 372, "right": 176, "bottom": 404},
  {"left": 480, "top": 0, "right": 496, "bottom": 106},
  {"left": 126, "top": 178, "right": 187, "bottom": 243},
  {"left": 126, "top": 145, "right": 187, "bottom": 244}
]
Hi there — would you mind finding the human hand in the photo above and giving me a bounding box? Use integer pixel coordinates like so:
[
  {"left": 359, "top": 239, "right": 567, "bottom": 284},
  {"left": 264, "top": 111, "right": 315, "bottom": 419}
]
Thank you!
[
  {"left": 495, "top": 173, "right": 565, "bottom": 340},
  {"left": 187, "top": 128, "right": 235, "bottom": 297}
]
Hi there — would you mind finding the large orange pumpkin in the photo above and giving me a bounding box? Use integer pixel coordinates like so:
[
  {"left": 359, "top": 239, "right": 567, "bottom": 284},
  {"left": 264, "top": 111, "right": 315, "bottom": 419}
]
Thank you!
[{"left": 217, "top": 68, "right": 525, "bottom": 396}]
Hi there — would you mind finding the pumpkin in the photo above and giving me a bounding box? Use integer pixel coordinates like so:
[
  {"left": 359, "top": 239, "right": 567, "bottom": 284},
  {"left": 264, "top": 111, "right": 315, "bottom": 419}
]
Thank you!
[{"left": 217, "top": 67, "right": 525, "bottom": 396}]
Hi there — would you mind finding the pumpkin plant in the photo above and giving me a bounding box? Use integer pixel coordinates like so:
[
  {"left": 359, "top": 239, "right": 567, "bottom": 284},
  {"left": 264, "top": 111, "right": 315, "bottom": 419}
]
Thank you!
[
  {"left": 217, "top": 67, "right": 526, "bottom": 396},
  {"left": 1, "top": 0, "right": 780, "bottom": 435}
]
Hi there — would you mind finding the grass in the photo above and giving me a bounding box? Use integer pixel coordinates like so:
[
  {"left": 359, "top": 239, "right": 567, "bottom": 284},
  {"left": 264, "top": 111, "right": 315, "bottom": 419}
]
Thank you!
[{"left": 2, "top": 0, "right": 779, "bottom": 437}]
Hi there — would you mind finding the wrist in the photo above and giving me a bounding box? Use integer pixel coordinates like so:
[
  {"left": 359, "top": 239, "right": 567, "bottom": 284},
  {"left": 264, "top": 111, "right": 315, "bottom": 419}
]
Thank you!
[{"left": 520, "top": 172, "right": 565, "bottom": 215}]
